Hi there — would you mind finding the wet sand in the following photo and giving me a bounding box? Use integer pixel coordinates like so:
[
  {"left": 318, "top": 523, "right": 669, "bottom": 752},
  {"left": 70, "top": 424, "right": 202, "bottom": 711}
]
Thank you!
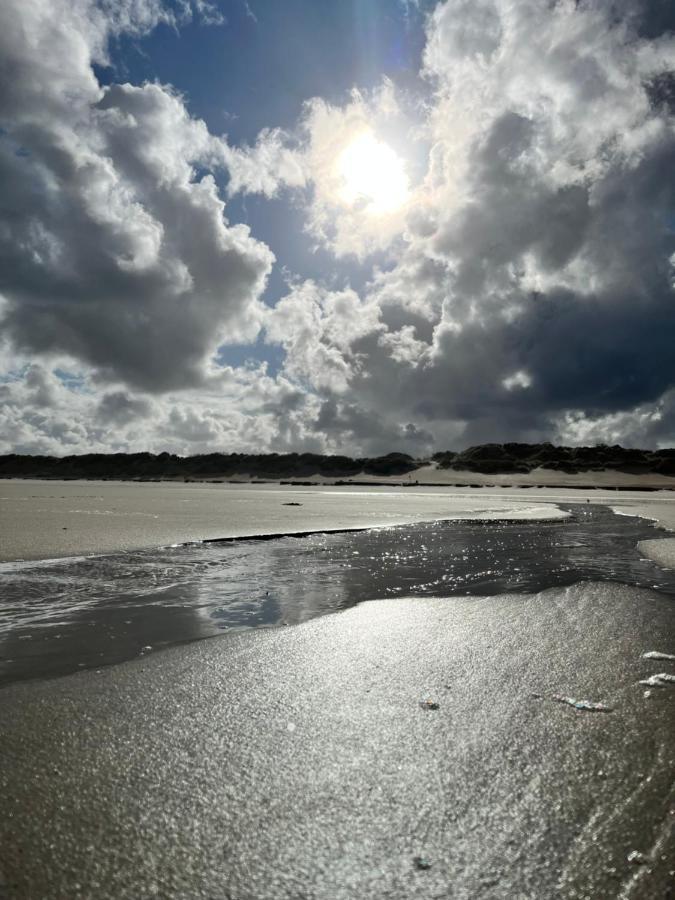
[
  {"left": 0, "top": 479, "right": 572, "bottom": 562},
  {"left": 638, "top": 538, "right": 675, "bottom": 570},
  {"left": 1, "top": 583, "right": 673, "bottom": 899},
  {"left": 1, "top": 503, "right": 673, "bottom": 688},
  {"left": 1, "top": 482, "right": 675, "bottom": 898},
  {"left": 4, "top": 476, "right": 675, "bottom": 570}
]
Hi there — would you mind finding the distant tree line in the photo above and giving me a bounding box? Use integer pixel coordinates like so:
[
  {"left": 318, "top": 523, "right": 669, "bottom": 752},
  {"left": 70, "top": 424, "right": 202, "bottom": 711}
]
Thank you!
[
  {"left": 0, "top": 451, "right": 419, "bottom": 480},
  {"left": 432, "top": 443, "right": 675, "bottom": 475},
  {"left": 1, "top": 443, "right": 675, "bottom": 480}
]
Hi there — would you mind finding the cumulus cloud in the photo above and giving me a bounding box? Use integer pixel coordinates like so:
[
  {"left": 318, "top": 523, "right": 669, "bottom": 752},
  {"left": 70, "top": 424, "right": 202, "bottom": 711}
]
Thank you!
[
  {"left": 265, "top": 280, "right": 382, "bottom": 392},
  {"left": 0, "top": 0, "right": 275, "bottom": 392},
  {"left": 222, "top": 128, "right": 307, "bottom": 198},
  {"left": 0, "top": 361, "right": 330, "bottom": 456},
  {"left": 263, "top": 0, "right": 675, "bottom": 451},
  {"left": 3, "top": 0, "right": 675, "bottom": 455}
]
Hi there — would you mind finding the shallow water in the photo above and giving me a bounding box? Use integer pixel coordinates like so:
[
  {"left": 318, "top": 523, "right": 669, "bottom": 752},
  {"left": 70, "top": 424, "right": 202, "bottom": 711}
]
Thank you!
[{"left": 0, "top": 503, "right": 673, "bottom": 685}]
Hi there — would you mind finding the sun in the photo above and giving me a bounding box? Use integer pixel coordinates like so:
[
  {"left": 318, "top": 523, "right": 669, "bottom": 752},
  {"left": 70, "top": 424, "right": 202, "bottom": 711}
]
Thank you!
[{"left": 336, "top": 131, "right": 409, "bottom": 215}]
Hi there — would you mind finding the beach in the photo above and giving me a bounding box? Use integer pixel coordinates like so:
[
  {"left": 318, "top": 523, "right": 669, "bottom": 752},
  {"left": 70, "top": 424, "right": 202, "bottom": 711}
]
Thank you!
[
  {"left": 1, "top": 584, "right": 674, "bottom": 899},
  {"left": 4, "top": 475, "right": 675, "bottom": 562},
  {"left": 0, "top": 478, "right": 575, "bottom": 562},
  {"left": 4, "top": 0, "right": 675, "bottom": 895},
  {"left": 1, "top": 479, "right": 674, "bottom": 898}
]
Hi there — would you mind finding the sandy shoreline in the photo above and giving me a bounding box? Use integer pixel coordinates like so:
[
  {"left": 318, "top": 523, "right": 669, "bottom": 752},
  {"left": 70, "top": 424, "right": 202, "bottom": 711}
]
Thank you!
[
  {"left": 1, "top": 583, "right": 673, "bottom": 899},
  {"left": 3, "top": 501, "right": 671, "bottom": 690},
  {"left": 4, "top": 477, "right": 675, "bottom": 565},
  {"left": 1, "top": 482, "right": 675, "bottom": 897},
  {"left": 0, "top": 478, "right": 574, "bottom": 562}
]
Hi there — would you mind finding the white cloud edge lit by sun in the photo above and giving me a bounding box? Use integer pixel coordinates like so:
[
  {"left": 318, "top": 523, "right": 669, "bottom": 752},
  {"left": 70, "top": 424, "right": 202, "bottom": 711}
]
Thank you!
[{"left": 299, "top": 83, "right": 425, "bottom": 258}]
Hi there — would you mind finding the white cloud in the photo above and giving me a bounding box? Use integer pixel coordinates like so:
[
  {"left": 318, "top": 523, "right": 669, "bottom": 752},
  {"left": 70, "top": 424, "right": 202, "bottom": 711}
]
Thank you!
[
  {"left": 502, "top": 371, "right": 532, "bottom": 392},
  {"left": 265, "top": 281, "right": 382, "bottom": 392},
  {"left": 0, "top": 0, "right": 273, "bottom": 392},
  {"left": 299, "top": 83, "right": 423, "bottom": 258},
  {"left": 0, "top": 361, "right": 331, "bottom": 456},
  {"left": 555, "top": 401, "right": 669, "bottom": 450},
  {"left": 222, "top": 128, "right": 307, "bottom": 198}
]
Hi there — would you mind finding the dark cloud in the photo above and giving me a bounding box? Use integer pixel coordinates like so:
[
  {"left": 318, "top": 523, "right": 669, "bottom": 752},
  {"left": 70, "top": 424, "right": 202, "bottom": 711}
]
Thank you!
[
  {"left": 263, "top": 0, "right": 675, "bottom": 451},
  {"left": 316, "top": 398, "right": 435, "bottom": 456},
  {"left": 97, "top": 391, "right": 154, "bottom": 426}
]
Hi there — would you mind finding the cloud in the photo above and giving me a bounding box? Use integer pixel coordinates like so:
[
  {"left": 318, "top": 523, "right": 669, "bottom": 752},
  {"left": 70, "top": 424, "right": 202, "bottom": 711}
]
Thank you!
[
  {"left": 0, "top": 0, "right": 273, "bottom": 392},
  {"left": 299, "top": 82, "right": 422, "bottom": 258},
  {"left": 96, "top": 390, "right": 155, "bottom": 426},
  {"left": 2, "top": 0, "right": 675, "bottom": 455},
  {"left": 0, "top": 361, "right": 330, "bottom": 456},
  {"left": 316, "top": 398, "right": 436, "bottom": 457},
  {"left": 265, "top": 280, "right": 383, "bottom": 392},
  {"left": 264, "top": 0, "right": 675, "bottom": 450},
  {"left": 222, "top": 128, "right": 307, "bottom": 198}
]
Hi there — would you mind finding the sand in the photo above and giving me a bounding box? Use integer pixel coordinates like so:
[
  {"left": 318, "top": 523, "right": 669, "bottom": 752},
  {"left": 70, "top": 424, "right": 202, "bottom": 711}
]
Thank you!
[
  {"left": 1, "top": 582, "right": 673, "bottom": 899},
  {"left": 2, "top": 479, "right": 675, "bottom": 898},
  {"left": 0, "top": 479, "right": 572, "bottom": 562},
  {"left": 370, "top": 463, "right": 675, "bottom": 491},
  {"left": 636, "top": 538, "right": 675, "bottom": 570},
  {"left": 5, "top": 476, "right": 675, "bottom": 567},
  {"left": 610, "top": 497, "right": 675, "bottom": 570}
]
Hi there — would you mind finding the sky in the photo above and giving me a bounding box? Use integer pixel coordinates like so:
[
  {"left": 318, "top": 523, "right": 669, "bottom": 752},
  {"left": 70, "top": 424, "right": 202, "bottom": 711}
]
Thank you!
[{"left": 1, "top": 0, "right": 674, "bottom": 457}]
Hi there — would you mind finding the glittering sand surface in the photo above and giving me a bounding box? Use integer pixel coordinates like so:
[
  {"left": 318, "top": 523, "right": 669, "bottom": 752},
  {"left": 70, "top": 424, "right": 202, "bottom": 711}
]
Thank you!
[
  {"left": 1, "top": 583, "right": 674, "bottom": 899},
  {"left": 1, "top": 483, "right": 675, "bottom": 898}
]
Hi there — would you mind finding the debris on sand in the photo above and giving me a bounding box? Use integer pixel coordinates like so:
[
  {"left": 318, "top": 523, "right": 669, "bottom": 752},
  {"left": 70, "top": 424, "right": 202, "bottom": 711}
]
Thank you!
[
  {"left": 638, "top": 673, "right": 675, "bottom": 687},
  {"left": 419, "top": 699, "right": 440, "bottom": 711},
  {"left": 641, "top": 650, "right": 675, "bottom": 661},
  {"left": 531, "top": 691, "right": 612, "bottom": 711},
  {"left": 551, "top": 694, "right": 613, "bottom": 712},
  {"left": 627, "top": 850, "right": 648, "bottom": 865},
  {"left": 413, "top": 856, "right": 432, "bottom": 870},
  {"left": 282, "top": 502, "right": 303, "bottom": 506}
]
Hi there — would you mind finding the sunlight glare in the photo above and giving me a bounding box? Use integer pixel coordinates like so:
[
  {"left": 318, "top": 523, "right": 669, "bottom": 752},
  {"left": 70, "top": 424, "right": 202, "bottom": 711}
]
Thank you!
[{"left": 336, "top": 131, "right": 409, "bottom": 214}]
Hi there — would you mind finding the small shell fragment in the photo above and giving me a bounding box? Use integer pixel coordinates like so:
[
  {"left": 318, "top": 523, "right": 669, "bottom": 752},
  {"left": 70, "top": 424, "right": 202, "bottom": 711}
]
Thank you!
[{"left": 419, "top": 699, "right": 439, "bottom": 711}]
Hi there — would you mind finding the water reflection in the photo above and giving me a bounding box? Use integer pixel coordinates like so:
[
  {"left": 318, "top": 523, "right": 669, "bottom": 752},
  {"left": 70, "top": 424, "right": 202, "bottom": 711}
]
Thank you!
[{"left": 1, "top": 504, "right": 673, "bottom": 685}]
